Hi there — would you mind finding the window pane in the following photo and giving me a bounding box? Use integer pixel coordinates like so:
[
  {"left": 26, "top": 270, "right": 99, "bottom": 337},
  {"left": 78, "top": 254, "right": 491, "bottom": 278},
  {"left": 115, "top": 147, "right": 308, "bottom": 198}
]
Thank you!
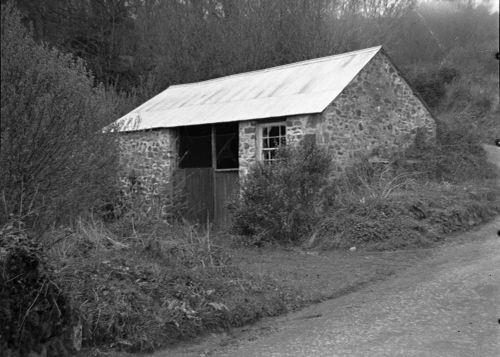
[
  {"left": 263, "top": 150, "right": 270, "bottom": 161},
  {"left": 259, "top": 123, "right": 286, "bottom": 163},
  {"left": 269, "top": 126, "right": 280, "bottom": 137}
]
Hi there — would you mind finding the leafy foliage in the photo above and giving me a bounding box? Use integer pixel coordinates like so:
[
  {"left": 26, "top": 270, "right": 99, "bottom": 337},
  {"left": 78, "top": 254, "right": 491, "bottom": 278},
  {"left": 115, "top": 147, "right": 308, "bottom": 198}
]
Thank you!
[
  {"left": 0, "top": 3, "right": 120, "bottom": 228},
  {"left": 232, "top": 141, "right": 332, "bottom": 244}
]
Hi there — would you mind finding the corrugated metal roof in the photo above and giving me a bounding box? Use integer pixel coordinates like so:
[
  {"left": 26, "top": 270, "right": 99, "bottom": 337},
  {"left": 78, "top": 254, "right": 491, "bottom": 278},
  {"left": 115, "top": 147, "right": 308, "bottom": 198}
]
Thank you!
[{"left": 110, "top": 46, "right": 382, "bottom": 132}]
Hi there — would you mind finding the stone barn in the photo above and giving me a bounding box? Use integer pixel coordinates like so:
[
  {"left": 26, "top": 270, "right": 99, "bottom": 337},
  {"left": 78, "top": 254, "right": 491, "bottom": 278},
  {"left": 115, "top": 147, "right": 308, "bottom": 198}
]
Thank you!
[{"left": 109, "top": 46, "right": 435, "bottom": 227}]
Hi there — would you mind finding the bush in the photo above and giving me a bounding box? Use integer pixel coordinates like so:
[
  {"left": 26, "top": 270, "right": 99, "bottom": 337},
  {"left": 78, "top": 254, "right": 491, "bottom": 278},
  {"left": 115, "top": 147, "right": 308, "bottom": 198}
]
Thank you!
[
  {"left": 231, "top": 141, "right": 332, "bottom": 244},
  {"left": 0, "top": 3, "right": 120, "bottom": 229},
  {"left": 0, "top": 220, "right": 80, "bottom": 356}
]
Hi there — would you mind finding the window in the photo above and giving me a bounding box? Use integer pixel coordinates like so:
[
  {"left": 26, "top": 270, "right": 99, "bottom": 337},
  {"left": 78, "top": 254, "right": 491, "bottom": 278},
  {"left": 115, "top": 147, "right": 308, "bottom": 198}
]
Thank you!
[{"left": 259, "top": 123, "right": 286, "bottom": 162}]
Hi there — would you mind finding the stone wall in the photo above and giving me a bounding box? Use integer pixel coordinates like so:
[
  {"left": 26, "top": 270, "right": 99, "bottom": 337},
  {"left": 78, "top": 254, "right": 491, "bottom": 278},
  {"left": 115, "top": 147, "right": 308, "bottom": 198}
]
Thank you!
[
  {"left": 315, "top": 51, "right": 436, "bottom": 171},
  {"left": 286, "top": 114, "right": 321, "bottom": 145},
  {"left": 239, "top": 120, "right": 258, "bottom": 177},
  {"left": 118, "top": 129, "right": 177, "bottom": 195}
]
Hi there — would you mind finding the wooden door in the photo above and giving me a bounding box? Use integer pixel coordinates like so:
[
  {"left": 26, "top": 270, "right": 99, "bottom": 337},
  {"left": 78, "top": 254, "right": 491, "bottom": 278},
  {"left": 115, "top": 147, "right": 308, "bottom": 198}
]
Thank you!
[
  {"left": 177, "top": 168, "right": 238, "bottom": 228},
  {"left": 176, "top": 123, "right": 239, "bottom": 228},
  {"left": 178, "top": 168, "right": 213, "bottom": 224},
  {"left": 214, "top": 170, "right": 239, "bottom": 228}
]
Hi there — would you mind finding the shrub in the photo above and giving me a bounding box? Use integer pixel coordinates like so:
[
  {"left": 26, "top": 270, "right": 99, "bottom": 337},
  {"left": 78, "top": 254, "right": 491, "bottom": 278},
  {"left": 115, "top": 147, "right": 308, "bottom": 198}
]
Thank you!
[
  {"left": 0, "top": 3, "right": 120, "bottom": 229},
  {"left": 0, "top": 220, "right": 80, "bottom": 356},
  {"left": 232, "top": 141, "right": 332, "bottom": 244}
]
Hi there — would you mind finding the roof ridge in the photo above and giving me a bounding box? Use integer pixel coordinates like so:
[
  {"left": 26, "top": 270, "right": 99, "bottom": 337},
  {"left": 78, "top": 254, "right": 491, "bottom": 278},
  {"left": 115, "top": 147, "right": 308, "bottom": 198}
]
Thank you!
[{"left": 170, "top": 45, "right": 382, "bottom": 88}]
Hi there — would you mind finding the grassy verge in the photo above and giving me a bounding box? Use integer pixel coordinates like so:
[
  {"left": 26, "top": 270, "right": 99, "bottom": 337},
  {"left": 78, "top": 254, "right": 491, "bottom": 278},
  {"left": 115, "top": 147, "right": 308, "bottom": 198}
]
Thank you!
[
  {"left": 227, "top": 244, "right": 430, "bottom": 304},
  {"left": 43, "top": 220, "right": 300, "bottom": 354}
]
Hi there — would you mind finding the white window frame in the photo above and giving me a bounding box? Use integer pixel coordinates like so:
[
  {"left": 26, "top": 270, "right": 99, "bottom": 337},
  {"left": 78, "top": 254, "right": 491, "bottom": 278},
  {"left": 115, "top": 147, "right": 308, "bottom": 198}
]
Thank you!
[{"left": 256, "top": 122, "right": 287, "bottom": 162}]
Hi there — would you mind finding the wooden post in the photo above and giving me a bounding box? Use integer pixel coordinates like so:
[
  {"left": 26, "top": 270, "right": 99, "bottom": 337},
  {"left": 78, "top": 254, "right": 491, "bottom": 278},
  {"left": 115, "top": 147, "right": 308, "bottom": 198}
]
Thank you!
[{"left": 211, "top": 124, "right": 217, "bottom": 225}]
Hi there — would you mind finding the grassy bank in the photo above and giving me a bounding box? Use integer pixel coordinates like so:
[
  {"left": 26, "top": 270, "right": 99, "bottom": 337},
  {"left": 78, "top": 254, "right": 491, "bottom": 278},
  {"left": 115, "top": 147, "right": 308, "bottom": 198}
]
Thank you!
[
  {"left": 42, "top": 221, "right": 301, "bottom": 353},
  {"left": 311, "top": 179, "right": 499, "bottom": 251}
]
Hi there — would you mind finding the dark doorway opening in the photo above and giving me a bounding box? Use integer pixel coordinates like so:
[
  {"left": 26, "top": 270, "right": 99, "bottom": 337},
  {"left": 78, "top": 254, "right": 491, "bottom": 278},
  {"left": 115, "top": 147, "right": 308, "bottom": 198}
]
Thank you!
[
  {"left": 179, "top": 124, "right": 212, "bottom": 168},
  {"left": 215, "top": 122, "right": 239, "bottom": 169},
  {"left": 178, "top": 123, "right": 239, "bottom": 169}
]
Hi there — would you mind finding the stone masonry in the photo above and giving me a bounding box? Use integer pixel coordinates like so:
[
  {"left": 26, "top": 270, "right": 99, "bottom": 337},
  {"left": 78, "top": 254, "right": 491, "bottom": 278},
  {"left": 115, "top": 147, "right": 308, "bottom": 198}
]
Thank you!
[
  {"left": 238, "top": 121, "right": 258, "bottom": 177},
  {"left": 118, "top": 129, "right": 177, "bottom": 195}
]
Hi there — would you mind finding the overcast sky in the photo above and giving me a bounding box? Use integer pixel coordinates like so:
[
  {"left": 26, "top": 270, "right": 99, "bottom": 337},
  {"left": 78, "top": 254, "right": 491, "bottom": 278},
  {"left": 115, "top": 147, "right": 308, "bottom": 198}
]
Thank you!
[
  {"left": 476, "top": 0, "right": 499, "bottom": 12},
  {"left": 420, "top": 0, "right": 499, "bottom": 12}
]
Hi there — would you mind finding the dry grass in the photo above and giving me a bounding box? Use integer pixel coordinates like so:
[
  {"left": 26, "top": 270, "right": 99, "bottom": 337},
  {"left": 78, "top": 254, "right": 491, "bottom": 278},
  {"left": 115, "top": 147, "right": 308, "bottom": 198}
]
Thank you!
[
  {"left": 312, "top": 179, "right": 500, "bottom": 251},
  {"left": 42, "top": 219, "right": 299, "bottom": 353}
]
